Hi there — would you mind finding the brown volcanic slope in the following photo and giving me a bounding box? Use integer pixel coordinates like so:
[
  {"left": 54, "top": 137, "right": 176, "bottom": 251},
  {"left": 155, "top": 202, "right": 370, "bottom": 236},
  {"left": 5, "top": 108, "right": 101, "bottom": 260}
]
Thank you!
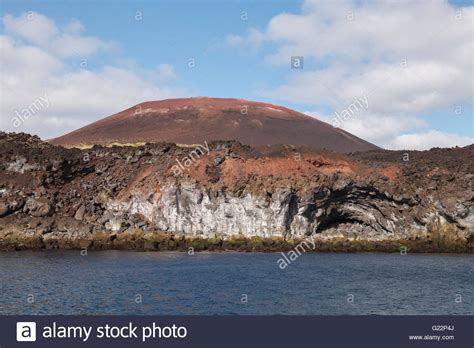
[{"left": 50, "top": 97, "right": 378, "bottom": 153}]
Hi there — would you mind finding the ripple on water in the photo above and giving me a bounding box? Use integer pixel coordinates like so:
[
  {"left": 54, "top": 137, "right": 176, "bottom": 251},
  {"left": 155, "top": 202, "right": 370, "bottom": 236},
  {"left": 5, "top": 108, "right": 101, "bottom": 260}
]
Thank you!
[{"left": 0, "top": 251, "right": 472, "bottom": 315}]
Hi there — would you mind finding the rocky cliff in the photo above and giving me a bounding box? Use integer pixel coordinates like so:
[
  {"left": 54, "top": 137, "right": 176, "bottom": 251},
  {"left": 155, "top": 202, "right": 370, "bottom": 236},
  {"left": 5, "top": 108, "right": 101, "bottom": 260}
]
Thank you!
[{"left": 0, "top": 132, "right": 472, "bottom": 252}]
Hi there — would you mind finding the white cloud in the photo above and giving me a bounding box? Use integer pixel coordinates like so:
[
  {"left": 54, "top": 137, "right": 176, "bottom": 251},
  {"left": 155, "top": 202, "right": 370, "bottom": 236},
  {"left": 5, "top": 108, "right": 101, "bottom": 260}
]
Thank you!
[
  {"left": 304, "top": 109, "right": 427, "bottom": 146},
  {"left": 0, "top": 12, "right": 187, "bottom": 139},
  {"left": 305, "top": 110, "right": 473, "bottom": 150},
  {"left": 233, "top": 0, "right": 474, "bottom": 149},
  {"left": 225, "top": 34, "right": 243, "bottom": 46},
  {"left": 3, "top": 11, "right": 114, "bottom": 58},
  {"left": 64, "top": 19, "right": 85, "bottom": 35},
  {"left": 155, "top": 64, "right": 177, "bottom": 83},
  {"left": 3, "top": 12, "right": 57, "bottom": 46},
  {"left": 385, "top": 130, "right": 474, "bottom": 150}
]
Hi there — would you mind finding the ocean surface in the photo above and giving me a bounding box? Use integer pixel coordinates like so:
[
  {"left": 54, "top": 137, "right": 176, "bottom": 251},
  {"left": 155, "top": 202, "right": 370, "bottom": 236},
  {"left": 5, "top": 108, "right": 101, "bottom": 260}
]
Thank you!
[{"left": 0, "top": 251, "right": 472, "bottom": 315}]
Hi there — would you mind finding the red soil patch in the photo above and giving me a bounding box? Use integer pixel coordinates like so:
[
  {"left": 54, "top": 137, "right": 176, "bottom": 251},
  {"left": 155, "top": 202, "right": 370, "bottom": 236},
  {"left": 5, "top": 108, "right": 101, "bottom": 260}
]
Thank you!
[{"left": 381, "top": 165, "right": 399, "bottom": 181}]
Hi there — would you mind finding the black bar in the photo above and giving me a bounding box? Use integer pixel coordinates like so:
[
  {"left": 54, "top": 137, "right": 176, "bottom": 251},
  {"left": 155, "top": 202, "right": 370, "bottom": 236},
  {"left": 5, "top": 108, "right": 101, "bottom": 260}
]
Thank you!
[{"left": 1, "top": 315, "right": 472, "bottom": 347}]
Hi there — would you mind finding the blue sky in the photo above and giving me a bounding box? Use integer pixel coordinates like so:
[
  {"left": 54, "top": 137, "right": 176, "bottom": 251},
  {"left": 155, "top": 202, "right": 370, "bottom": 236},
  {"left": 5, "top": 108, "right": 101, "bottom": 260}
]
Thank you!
[{"left": 1, "top": 0, "right": 473, "bottom": 149}]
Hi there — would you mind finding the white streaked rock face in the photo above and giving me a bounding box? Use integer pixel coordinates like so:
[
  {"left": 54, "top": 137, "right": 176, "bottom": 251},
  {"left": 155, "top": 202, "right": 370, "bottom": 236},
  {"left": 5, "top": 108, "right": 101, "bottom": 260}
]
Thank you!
[
  {"left": 105, "top": 181, "right": 473, "bottom": 240},
  {"left": 108, "top": 182, "right": 302, "bottom": 238}
]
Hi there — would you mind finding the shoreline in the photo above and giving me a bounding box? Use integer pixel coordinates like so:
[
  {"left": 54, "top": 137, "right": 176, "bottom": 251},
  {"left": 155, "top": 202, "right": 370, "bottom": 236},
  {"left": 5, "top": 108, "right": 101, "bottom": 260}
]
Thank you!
[
  {"left": 1, "top": 249, "right": 473, "bottom": 256},
  {"left": 1, "top": 232, "right": 472, "bottom": 254}
]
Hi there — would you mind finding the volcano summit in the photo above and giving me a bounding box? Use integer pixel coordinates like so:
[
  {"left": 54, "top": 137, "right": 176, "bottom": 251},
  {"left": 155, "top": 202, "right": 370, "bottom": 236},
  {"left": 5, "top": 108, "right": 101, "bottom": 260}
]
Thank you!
[{"left": 50, "top": 97, "right": 378, "bottom": 153}]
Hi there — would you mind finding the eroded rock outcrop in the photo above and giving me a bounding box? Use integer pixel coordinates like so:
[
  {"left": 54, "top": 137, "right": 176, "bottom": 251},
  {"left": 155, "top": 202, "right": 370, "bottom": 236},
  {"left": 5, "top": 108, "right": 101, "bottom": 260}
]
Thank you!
[{"left": 0, "top": 132, "right": 472, "bottom": 251}]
